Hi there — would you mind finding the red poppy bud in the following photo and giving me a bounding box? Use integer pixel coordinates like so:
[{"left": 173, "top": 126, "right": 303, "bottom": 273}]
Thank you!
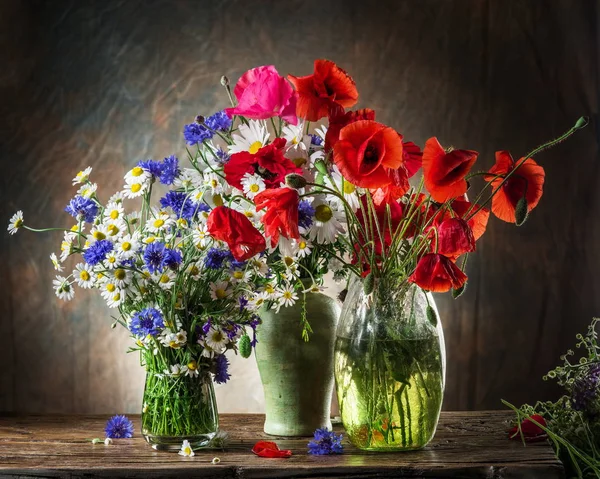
[{"left": 408, "top": 253, "right": 467, "bottom": 293}]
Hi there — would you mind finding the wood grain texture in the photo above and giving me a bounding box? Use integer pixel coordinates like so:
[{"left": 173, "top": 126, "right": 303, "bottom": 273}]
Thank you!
[
  {"left": 0, "top": 0, "right": 599, "bottom": 414},
  {"left": 0, "top": 412, "right": 564, "bottom": 478}
]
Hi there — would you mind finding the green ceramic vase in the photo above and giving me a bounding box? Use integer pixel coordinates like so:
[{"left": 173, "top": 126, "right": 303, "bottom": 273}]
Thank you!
[{"left": 255, "top": 291, "right": 341, "bottom": 436}]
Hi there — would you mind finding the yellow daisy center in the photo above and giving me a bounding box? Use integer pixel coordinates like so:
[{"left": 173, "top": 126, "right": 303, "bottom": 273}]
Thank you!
[
  {"left": 131, "top": 183, "right": 142, "bottom": 193},
  {"left": 107, "top": 224, "right": 118, "bottom": 236},
  {"left": 292, "top": 157, "right": 306, "bottom": 167},
  {"left": 108, "top": 256, "right": 116, "bottom": 264},
  {"left": 112, "top": 293, "right": 121, "bottom": 302},
  {"left": 131, "top": 167, "right": 144, "bottom": 177},
  {"left": 215, "top": 288, "right": 227, "bottom": 299},
  {"left": 121, "top": 241, "right": 131, "bottom": 251},
  {"left": 153, "top": 219, "right": 165, "bottom": 228},
  {"left": 106, "top": 283, "right": 116, "bottom": 292},
  {"left": 114, "top": 269, "right": 126, "bottom": 280},
  {"left": 145, "top": 236, "right": 155, "bottom": 244},
  {"left": 233, "top": 271, "right": 244, "bottom": 280},
  {"left": 244, "top": 211, "right": 254, "bottom": 218},
  {"left": 343, "top": 182, "right": 356, "bottom": 194},
  {"left": 249, "top": 184, "right": 260, "bottom": 193},
  {"left": 187, "top": 360, "right": 197, "bottom": 371},
  {"left": 213, "top": 194, "right": 224, "bottom": 207},
  {"left": 210, "top": 179, "right": 218, "bottom": 188},
  {"left": 283, "top": 291, "right": 293, "bottom": 299},
  {"left": 93, "top": 231, "right": 106, "bottom": 240},
  {"left": 79, "top": 270, "right": 90, "bottom": 281},
  {"left": 14, "top": 218, "right": 23, "bottom": 228},
  {"left": 177, "top": 218, "right": 188, "bottom": 228},
  {"left": 315, "top": 204, "right": 333, "bottom": 222},
  {"left": 160, "top": 274, "right": 170, "bottom": 284},
  {"left": 110, "top": 210, "right": 119, "bottom": 220},
  {"left": 265, "top": 285, "right": 275, "bottom": 294},
  {"left": 189, "top": 265, "right": 199, "bottom": 276},
  {"left": 248, "top": 141, "right": 262, "bottom": 154},
  {"left": 299, "top": 241, "right": 307, "bottom": 249},
  {"left": 184, "top": 446, "right": 192, "bottom": 455},
  {"left": 284, "top": 256, "right": 294, "bottom": 267}
]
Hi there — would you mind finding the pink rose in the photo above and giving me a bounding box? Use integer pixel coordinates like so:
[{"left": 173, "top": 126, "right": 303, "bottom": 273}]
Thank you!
[{"left": 225, "top": 65, "right": 298, "bottom": 125}]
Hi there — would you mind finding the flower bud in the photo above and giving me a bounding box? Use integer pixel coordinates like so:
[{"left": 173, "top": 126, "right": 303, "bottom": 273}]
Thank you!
[
  {"left": 452, "top": 283, "right": 466, "bottom": 299},
  {"left": 514, "top": 196, "right": 529, "bottom": 226},
  {"left": 575, "top": 116, "right": 589, "bottom": 130},
  {"left": 104, "top": 438, "right": 113, "bottom": 445},
  {"left": 195, "top": 115, "right": 205, "bottom": 124},
  {"left": 426, "top": 305, "right": 437, "bottom": 327},
  {"left": 239, "top": 334, "right": 252, "bottom": 358},
  {"left": 285, "top": 174, "right": 307, "bottom": 189},
  {"left": 220, "top": 76, "right": 229, "bottom": 87},
  {"left": 314, "top": 159, "right": 329, "bottom": 176},
  {"left": 363, "top": 273, "right": 375, "bottom": 295}
]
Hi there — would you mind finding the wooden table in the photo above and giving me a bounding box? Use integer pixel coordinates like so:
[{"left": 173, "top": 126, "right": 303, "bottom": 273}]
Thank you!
[{"left": 0, "top": 412, "right": 563, "bottom": 478}]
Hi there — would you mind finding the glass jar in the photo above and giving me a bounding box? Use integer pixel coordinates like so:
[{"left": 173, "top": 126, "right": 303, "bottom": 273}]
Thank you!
[
  {"left": 141, "top": 371, "right": 218, "bottom": 451},
  {"left": 334, "top": 276, "right": 446, "bottom": 451}
]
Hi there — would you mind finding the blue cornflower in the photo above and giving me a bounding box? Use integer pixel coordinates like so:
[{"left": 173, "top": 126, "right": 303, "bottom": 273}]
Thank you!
[
  {"left": 129, "top": 307, "right": 164, "bottom": 337},
  {"left": 143, "top": 242, "right": 167, "bottom": 274},
  {"left": 309, "top": 134, "right": 323, "bottom": 146},
  {"left": 249, "top": 315, "right": 261, "bottom": 347},
  {"left": 238, "top": 296, "right": 249, "bottom": 312},
  {"left": 183, "top": 122, "right": 212, "bottom": 146},
  {"left": 163, "top": 248, "right": 183, "bottom": 270},
  {"left": 160, "top": 191, "right": 195, "bottom": 220},
  {"left": 137, "top": 159, "right": 163, "bottom": 178},
  {"left": 201, "top": 318, "right": 212, "bottom": 336},
  {"left": 205, "top": 111, "right": 232, "bottom": 132},
  {"left": 65, "top": 196, "right": 98, "bottom": 223},
  {"left": 214, "top": 147, "right": 230, "bottom": 165},
  {"left": 204, "top": 248, "right": 232, "bottom": 269},
  {"left": 298, "top": 200, "right": 315, "bottom": 229},
  {"left": 83, "top": 240, "right": 113, "bottom": 266},
  {"left": 105, "top": 415, "right": 135, "bottom": 439},
  {"left": 213, "top": 354, "right": 231, "bottom": 384},
  {"left": 307, "top": 428, "right": 343, "bottom": 455},
  {"left": 197, "top": 203, "right": 211, "bottom": 214},
  {"left": 159, "top": 155, "right": 180, "bottom": 185}
]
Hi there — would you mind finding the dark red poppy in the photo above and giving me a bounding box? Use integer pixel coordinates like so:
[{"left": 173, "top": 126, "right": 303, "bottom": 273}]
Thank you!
[
  {"left": 370, "top": 165, "right": 410, "bottom": 206},
  {"left": 403, "top": 141, "right": 423, "bottom": 178},
  {"left": 224, "top": 138, "right": 301, "bottom": 191},
  {"left": 207, "top": 206, "right": 266, "bottom": 261},
  {"left": 433, "top": 217, "right": 475, "bottom": 258},
  {"left": 333, "top": 120, "right": 404, "bottom": 189},
  {"left": 422, "top": 137, "right": 478, "bottom": 203},
  {"left": 325, "top": 108, "right": 376, "bottom": 152},
  {"left": 450, "top": 198, "right": 490, "bottom": 242},
  {"left": 487, "top": 151, "right": 545, "bottom": 223},
  {"left": 251, "top": 441, "right": 292, "bottom": 458},
  {"left": 288, "top": 59, "right": 359, "bottom": 121},
  {"left": 254, "top": 187, "right": 300, "bottom": 247},
  {"left": 408, "top": 253, "right": 467, "bottom": 293},
  {"left": 508, "top": 415, "right": 547, "bottom": 442}
]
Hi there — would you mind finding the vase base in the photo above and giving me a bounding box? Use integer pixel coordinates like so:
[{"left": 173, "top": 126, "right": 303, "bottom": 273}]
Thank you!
[{"left": 143, "top": 432, "right": 216, "bottom": 451}]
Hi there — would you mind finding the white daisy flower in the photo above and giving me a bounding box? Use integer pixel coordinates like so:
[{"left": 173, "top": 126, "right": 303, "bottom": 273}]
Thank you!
[
  {"left": 200, "top": 344, "right": 216, "bottom": 358},
  {"left": 160, "top": 330, "right": 187, "bottom": 349},
  {"left": 100, "top": 281, "right": 120, "bottom": 301},
  {"left": 103, "top": 251, "right": 120, "bottom": 269},
  {"left": 303, "top": 283, "right": 327, "bottom": 293},
  {"left": 282, "top": 121, "right": 305, "bottom": 146},
  {"left": 105, "top": 202, "right": 125, "bottom": 222},
  {"left": 263, "top": 282, "right": 278, "bottom": 300},
  {"left": 111, "top": 268, "right": 131, "bottom": 289},
  {"left": 276, "top": 284, "right": 299, "bottom": 310},
  {"left": 326, "top": 165, "right": 361, "bottom": 211},
  {"left": 53, "top": 276, "right": 75, "bottom": 301},
  {"left": 108, "top": 191, "right": 125, "bottom": 204},
  {"left": 186, "top": 261, "right": 202, "bottom": 280},
  {"left": 231, "top": 202, "right": 263, "bottom": 226},
  {"left": 143, "top": 235, "right": 158, "bottom": 245},
  {"left": 228, "top": 120, "right": 270, "bottom": 154},
  {"left": 7, "top": 211, "right": 24, "bottom": 235},
  {"left": 88, "top": 224, "right": 110, "bottom": 244},
  {"left": 308, "top": 198, "right": 346, "bottom": 244},
  {"left": 247, "top": 291, "right": 268, "bottom": 311},
  {"left": 155, "top": 270, "right": 176, "bottom": 290},
  {"left": 115, "top": 233, "right": 140, "bottom": 259},
  {"left": 126, "top": 211, "right": 141, "bottom": 227},
  {"left": 203, "top": 172, "right": 224, "bottom": 195},
  {"left": 179, "top": 439, "right": 195, "bottom": 457},
  {"left": 49, "top": 253, "right": 63, "bottom": 272},
  {"left": 185, "top": 360, "right": 199, "bottom": 378},
  {"left": 105, "top": 290, "right": 125, "bottom": 308},
  {"left": 60, "top": 233, "right": 75, "bottom": 262},
  {"left": 73, "top": 263, "right": 94, "bottom": 289},
  {"left": 124, "top": 165, "right": 151, "bottom": 186},
  {"left": 240, "top": 173, "right": 266, "bottom": 199},
  {"left": 77, "top": 182, "right": 97, "bottom": 199},
  {"left": 229, "top": 267, "right": 249, "bottom": 283},
  {"left": 146, "top": 210, "right": 175, "bottom": 234},
  {"left": 165, "top": 364, "right": 184, "bottom": 377},
  {"left": 209, "top": 281, "right": 231, "bottom": 301},
  {"left": 173, "top": 168, "right": 202, "bottom": 190},
  {"left": 295, "top": 237, "right": 313, "bottom": 259},
  {"left": 192, "top": 224, "right": 211, "bottom": 249},
  {"left": 249, "top": 257, "right": 269, "bottom": 277},
  {"left": 72, "top": 167, "right": 92, "bottom": 185},
  {"left": 204, "top": 326, "right": 229, "bottom": 352},
  {"left": 103, "top": 219, "right": 127, "bottom": 239},
  {"left": 123, "top": 180, "right": 149, "bottom": 199}
]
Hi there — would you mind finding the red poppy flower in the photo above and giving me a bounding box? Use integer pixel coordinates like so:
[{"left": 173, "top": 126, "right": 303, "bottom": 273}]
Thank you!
[
  {"left": 333, "top": 120, "right": 404, "bottom": 189},
  {"left": 224, "top": 138, "right": 301, "bottom": 190},
  {"left": 487, "top": 151, "right": 545, "bottom": 223},
  {"left": 408, "top": 253, "right": 468, "bottom": 293},
  {"left": 422, "top": 137, "right": 478, "bottom": 203},
  {"left": 433, "top": 217, "right": 475, "bottom": 258},
  {"left": 508, "top": 415, "right": 547, "bottom": 442},
  {"left": 288, "top": 59, "right": 359, "bottom": 121},
  {"left": 252, "top": 441, "right": 292, "bottom": 458},
  {"left": 370, "top": 165, "right": 410, "bottom": 205},
  {"left": 207, "top": 206, "right": 266, "bottom": 261},
  {"left": 450, "top": 198, "right": 490, "bottom": 241},
  {"left": 254, "top": 187, "right": 300, "bottom": 247},
  {"left": 324, "top": 108, "right": 375, "bottom": 152},
  {"left": 403, "top": 141, "right": 423, "bottom": 178}
]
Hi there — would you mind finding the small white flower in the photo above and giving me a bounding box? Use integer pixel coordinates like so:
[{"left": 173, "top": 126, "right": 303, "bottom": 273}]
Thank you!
[
  {"left": 295, "top": 237, "right": 313, "bottom": 259},
  {"left": 105, "top": 202, "right": 125, "bottom": 222},
  {"left": 184, "top": 360, "right": 199, "bottom": 378},
  {"left": 173, "top": 168, "right": 202, "bottom": 190},
  {"left": 77, "top": 182, "right": 97, "bottom": 199},
  {"left": 247, "top": 291, "right": 268, "bottom": 311},
  {"left": 110, "top": 268, "right": 131, "bottom": 288},
  {"left": 178, "top": 439, "right": 195, "bottom": 457},
  {"left": 60, "top": 232, "right": 75, "bottom": 262},
  {"left": 115, "top": 233, "right": 140, "bottom": 259},
  {"left": 108, "top": 191, "right": 125, "bottom": 204},
  {"left": 104, "top": 437, "right": 113, "bottom": 446},
  {"left": 186, "top": 261, "right": 202, "bottom": 280},
  {"left": 277, "top": 284, "right": 299, "bottom": 309},
  {"left": 126, "top": 211, "right": 141, "bottom": 227},
  {"left": 155, "top": 270, "right": 176, "bottom": 290},
  {"left": 7, "top": 211, "right": 24, "bottom": 235},
  {"left": 326, "top": 165, "right": 361, "bottom": 211},
  {"left": 308, "top": 198, "right": 346, "bottom": 244},
  {"left": 240, "top": 173, "right": 266, "bottom": 199},
  {"left": 88, "top": 224, "right": 110, "bottom": 244},
  {"left": 209, "top": 281, "right": 231, "bottom": 301},
  {"left": 53, "top": 276, "right": 75, "bottom": 301},
  {"left": 282, "top": 121, "right": 306, "bottom": 146},
  {"left": 123, "top": 180, "right": 149, "bottom": 199},
  {"left": 205, "top": 326, "right": 229, "bottom": 353},
  {"left": 249, "top": 257, "right": 269, "bottom": 277},
  {"left": 124, "top": 165, "right": 151, "bottom": 186},
  {"left": 159, "top": 330, "right": 187, "bottom": 349},
  {"left": 212, "top": 457, "right": 221, "bottom": 464},
  {"left": 203, "top": 172, "right": 224, "bottom": 195},
  {"left": 103, "top": 219, "right": 127, "bottom": 239},
  {"left": 49, "top": 253, "right": 63, "bottom": 272},
  {"left": 192, "top": 224, "right": 211, "bottom": 249},
  {"left": 228, "top": 120, "right": 270, "bottom": 154},
  {"left": 73, "top": 263, "right": 94, "bottom": 289},
  {"left": 146, "top": 210, "right": 175, "bottom": 234},
  {"left": 103, "top": 251, "right": 120, "bottom": 269},
  {"left": 72, "top": 167, "right": 93, "bottom": 185}
]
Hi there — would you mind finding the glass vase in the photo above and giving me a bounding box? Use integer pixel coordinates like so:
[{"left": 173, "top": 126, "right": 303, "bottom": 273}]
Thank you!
[
  {"left": 141, "top": 371, "right": 219, "bottom": 451},
  {"left": 334, "top": 276, "right": 446, "bottom": 451}
]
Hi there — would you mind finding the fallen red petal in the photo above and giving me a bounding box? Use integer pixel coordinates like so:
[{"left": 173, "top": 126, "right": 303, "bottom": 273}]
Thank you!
[{"left": 252, "top": 441, "right": 293, "bottom": 458}]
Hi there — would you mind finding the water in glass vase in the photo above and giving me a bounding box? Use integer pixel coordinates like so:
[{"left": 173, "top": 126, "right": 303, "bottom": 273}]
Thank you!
[{"left": 335, "top": 336, "right": 444, "bottom": 451}]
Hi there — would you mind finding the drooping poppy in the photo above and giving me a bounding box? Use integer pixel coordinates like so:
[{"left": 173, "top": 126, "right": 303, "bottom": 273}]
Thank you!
[
  {"left": 486, "top": 151, "right": 545, "bottom": 223},
  {"left": 254, "top": 187, "right": 300, "bottom": 247},
  {"left": 408, "top": 253, "right": 467, "bottom": 293},
  {"left": 333, "top": 120, "right": 404, "bottom": 189},
  {"left": 508, "top": 415, "right": 547, "bottom": 442},
  {"left": 324, "top": 108, "right": 376, "bottom": 152},
  {"left": 370, "top": 165, "right": 410, "bottom": 205},
  {"left": 288, "top": 59, "right": 359, "bottom": 121},
  {"left": 422, "top": 137, "right": 478, "bottom": 203},
  {"left": 224, "top": 138, "right": 301, "bottom": 190},
  {"left": 207, "top": 206, "right": 266, "bottom": 261},
  {"left": 450, "top": 198, "right": 490, "bottom": 241},
  {"left": 433, "top": 217, "right": 475, "bottom": 258}
]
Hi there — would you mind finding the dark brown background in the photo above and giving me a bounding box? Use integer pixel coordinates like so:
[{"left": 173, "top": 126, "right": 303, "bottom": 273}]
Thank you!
[{"left": 1, "top": 0, "right": 598, "bottom": 414}]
